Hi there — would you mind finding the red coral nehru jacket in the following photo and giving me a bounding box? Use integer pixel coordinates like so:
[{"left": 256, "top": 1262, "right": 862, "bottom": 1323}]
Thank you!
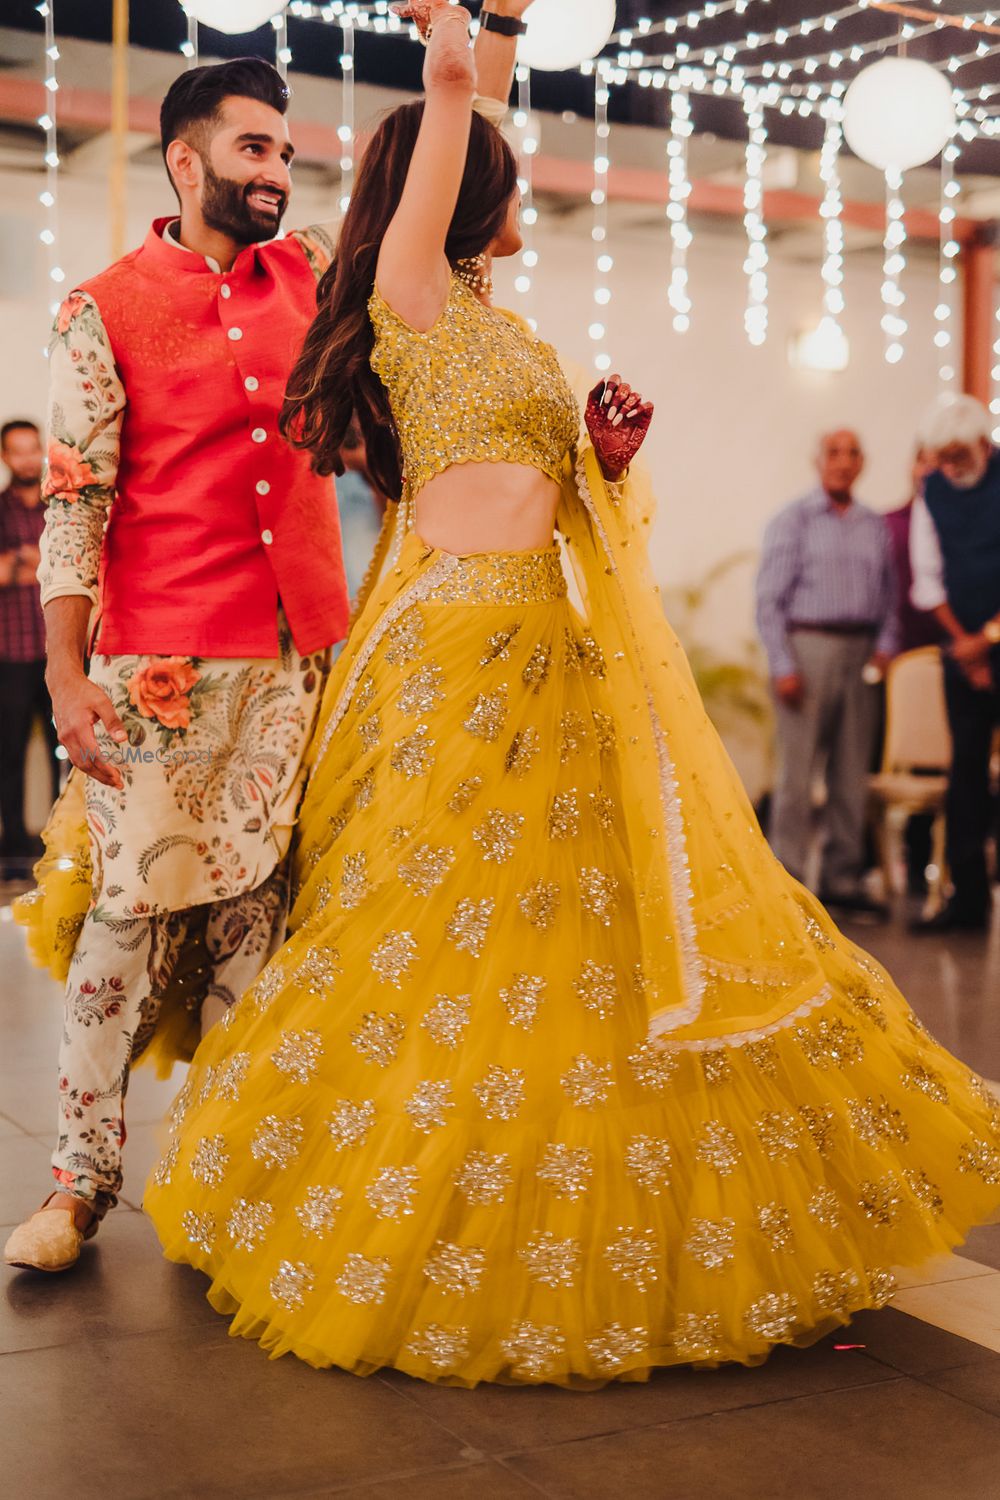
[{"left": 79, "top": 218, "right": 348, "bottom": 657}]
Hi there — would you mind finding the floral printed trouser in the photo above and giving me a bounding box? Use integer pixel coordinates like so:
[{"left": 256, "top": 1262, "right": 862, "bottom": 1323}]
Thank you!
[{"left": 52, "top": 865, "right": 289, "bottom": 1216}]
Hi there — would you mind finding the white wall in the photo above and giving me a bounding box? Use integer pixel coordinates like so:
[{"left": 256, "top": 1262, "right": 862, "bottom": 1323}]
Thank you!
[
  {"left": 496, "top": 214, "right": 942, "bottom": 626},
  {"left": 0, "top": 161, "right": 943, "bottom": 596},
  {"left": 1, "top": 160, "right": 944, "bottom": 805}
]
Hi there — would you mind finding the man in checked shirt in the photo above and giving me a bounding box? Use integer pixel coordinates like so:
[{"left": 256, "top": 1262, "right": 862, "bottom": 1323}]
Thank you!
[
  {"left": 0, "top": 420, "right": 60, "bottom": 877},
  {"left": 756, "top": 429, "right": 899, "bottom": 918}
]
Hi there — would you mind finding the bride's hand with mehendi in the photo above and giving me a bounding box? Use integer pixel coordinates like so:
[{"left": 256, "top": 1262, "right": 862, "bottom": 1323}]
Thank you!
[
  {"left": 394, "top": 0, "right": 533, "bottom": 41},
  {"left": 585, "top": 375, "right": 654, "bottom": 483},
  {"left": 392, "top": 0, "right": 463, "bottom": 40}
]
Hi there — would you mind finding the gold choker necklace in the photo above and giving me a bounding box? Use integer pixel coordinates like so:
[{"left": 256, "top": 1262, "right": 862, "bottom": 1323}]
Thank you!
[{"left": 454, "top": 253, "right": 493, "bottom": 297}]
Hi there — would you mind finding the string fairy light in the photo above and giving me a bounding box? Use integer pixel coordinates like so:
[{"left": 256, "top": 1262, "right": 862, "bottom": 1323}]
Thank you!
[
  {"left": 881, "top": 165, "right": 907, "bottom": 364},
  {"left": 338, "top": 15, "right": 355, "bottom": 214},
  {"left": 512, "top": 63, "right": 539, "bottom": 321},
  {"left": 666, "top": 87, "right": 693, "bottom": 332},
  {"left": 273, "top": 10, "right": 293, "bottom": 79},
  {"left": 742, "top": 88, "right": 768, "bottom": 345},
  {"left": 180, "top": 8, "right": 199, "bottom": 65},
  {"left": 181, "top": 0, "right": 998, "bottom": 376},
  {"left": 991, "top": 294, "right": 1000, "bottom": 441},
  {"left": 613, "top": 1, "right": 771, "bottom": 44},
  {"left": 36, "top": 0, "right": 63, "bottom": 356},
  {"left": 590, "top": 73, "right": 612, "bottom": 373},
  {"left": 936, "top": 134, "right": 961, "bottom": 384},
  {"left": 818, "top": 100, "right": 846, "bottom": 340}
]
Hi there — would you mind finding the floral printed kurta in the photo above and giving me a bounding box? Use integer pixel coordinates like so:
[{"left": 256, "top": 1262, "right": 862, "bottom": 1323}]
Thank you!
[{"left": 38, "top": 223, "right": 336, "bottom": 918}]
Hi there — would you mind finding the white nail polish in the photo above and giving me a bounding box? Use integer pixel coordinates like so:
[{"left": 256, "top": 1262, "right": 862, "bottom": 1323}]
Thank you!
[
  {"left": 613, "top": 414, "right": 623, "bottom": 426},
  {"left": 608, "top": 406, "right": 618, "bottom": 420}
]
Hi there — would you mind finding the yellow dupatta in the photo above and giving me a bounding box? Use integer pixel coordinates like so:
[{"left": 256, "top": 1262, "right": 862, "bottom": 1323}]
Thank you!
[{"left": 560, "top": 442, "right": 840, "bottom": 1044}]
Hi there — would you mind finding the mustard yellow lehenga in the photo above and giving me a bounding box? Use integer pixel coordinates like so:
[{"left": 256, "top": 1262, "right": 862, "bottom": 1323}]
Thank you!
[{"left": 25, "top": 276, "right": 1000, "bottom": 1385}]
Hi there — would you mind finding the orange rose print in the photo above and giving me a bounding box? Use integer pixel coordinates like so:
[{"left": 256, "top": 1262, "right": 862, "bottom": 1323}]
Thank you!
[
  {"left": 127, "top": 659, "right": 202, "bottom": 731},
  {"left": 43, "top": 441, "right": 97, "bottom": 502},
  {"left": 56, "top": 293, "right": 87, "bottom": 336}
]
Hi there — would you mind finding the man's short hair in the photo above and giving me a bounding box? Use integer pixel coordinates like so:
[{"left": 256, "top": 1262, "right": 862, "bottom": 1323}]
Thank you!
[
  {"left": 160, "top": 58, "right": 289, "bottom": 171},
  {"left": 918, "top": 393, "right": 993, "bottom": 452},
  {"left": 1, "top": 419, "right": 40, "bottom": 446},
  {"left": 815, "top": 428, "right": 862, "bottom": 457}
]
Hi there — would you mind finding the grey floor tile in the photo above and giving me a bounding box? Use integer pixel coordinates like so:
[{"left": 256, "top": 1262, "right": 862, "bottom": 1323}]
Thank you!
[
  {"left": 0, "top": 1323, "right": 466, "bottom": 1500},
  {"left": 0, "top": 1111, "right": 29, "bottom": 1140},
  {"left": 921, "top": 1354, "right": 1000, "bottom": 1419},
  {"left": 0, "top": 943, "right": 63, "bottom": 1069},
  {"left": 0, "top": 1134, "right": 54, "bottom": 1224},
  {"left": 0, "top": 1064, "right": 59, "bottom": 1137},
  {"left": 846, "top": 1305, "right": 1000, "bottom": 1376},
  {"left": 298, "top": 1459, "right": 548, "bottom": 1499},
  {"left": 382, "top": 1337, "right": 896, "bottom": 1455},
  {"left": 504, "top": 1378, "right": 1000, "bottom": 1500},
  {"left": 2, "top": 1207, "right": 219, "bottom": 1354},
  {"left": 963, "top": 1221, "right": 1000, "bottom": 1273}
]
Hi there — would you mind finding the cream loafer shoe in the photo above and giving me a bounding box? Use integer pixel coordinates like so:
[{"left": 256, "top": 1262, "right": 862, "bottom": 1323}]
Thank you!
[{"left": 4, "top": 1207, "right": 97, "bottom": 1273}]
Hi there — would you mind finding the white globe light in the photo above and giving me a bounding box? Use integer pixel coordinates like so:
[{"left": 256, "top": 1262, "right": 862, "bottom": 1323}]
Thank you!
[
  {"left": 182, "top": 1, "right": 288, "bottom": 36},
  {"left": 518, "top": 0, "right": 616, "bottom": 73},
  {"left": 843, "top": 57, "right": 955, "bottom": 172}
]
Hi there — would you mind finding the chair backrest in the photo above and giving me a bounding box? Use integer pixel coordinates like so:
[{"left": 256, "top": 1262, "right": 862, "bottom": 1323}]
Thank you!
[{"left": 882, "top": 646, "right": 952, "bottom": 774}]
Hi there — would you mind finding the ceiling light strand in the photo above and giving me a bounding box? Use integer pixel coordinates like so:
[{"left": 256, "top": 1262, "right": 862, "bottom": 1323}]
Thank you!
[{"left": 667, "top": 88, "right": 693, "bottom": 332}]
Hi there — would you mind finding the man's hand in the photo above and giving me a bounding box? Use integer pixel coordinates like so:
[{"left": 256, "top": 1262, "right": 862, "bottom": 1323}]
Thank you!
[
  {"left": 774, "top": 673, "right": 805, "bottom": 708},
  {"left": 0, "top": 550, "right": 16, "bottom": 588},
  {"left": 962, "top": 658, "right": 994, "bottom": 692},
  {"left": 950, "top": 630, "right": 990, "bottom": 668},
  {"left": 13, "top": 544, "right": 42, "bottom": 586},
  {"left": 864, "top": 651, "right": 892, "bottom": 682},
  {"left": 47, "top": 665, "right": 128, "bottom": 789}
]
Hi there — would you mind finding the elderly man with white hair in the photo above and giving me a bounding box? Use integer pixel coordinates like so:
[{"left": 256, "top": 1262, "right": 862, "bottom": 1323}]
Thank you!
[
  {"left": 756, "top": 428, "right": 899, "bottom": 917},
  {"left": 910, "top": 393, "right": 1000, "bottom": 933}
]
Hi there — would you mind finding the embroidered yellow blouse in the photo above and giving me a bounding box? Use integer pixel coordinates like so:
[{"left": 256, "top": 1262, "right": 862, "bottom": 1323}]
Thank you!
[{"left": 368, "top": 276, "right": 580, "bottom": 502}]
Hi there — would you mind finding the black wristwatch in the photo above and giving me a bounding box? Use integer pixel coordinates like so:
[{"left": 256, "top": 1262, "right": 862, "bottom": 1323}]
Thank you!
[{"left": 479, "top": 10, "right": 529, "bottom": 37}]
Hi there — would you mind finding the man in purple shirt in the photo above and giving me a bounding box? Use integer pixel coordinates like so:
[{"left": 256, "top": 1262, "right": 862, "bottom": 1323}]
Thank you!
[
  {"left": 756, "top": 429, "right": 899, "bottom": 916},
  {"left": 0, "top": 420, "right": 60, "bottom": 876}
]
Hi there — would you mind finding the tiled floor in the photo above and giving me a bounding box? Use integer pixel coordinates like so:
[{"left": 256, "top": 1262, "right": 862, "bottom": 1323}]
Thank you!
[{"left": 1, "top": 892, "right": 999, "bottom": 1500}]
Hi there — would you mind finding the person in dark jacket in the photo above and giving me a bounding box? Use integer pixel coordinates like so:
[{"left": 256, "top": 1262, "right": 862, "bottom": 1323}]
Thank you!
[{"left": 910, "top": 395, "right": 1000, "bottom": 932}]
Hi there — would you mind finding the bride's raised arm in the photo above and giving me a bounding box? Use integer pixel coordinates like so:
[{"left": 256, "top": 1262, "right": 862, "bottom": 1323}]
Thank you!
[{"left": 377, "top": 4, "right": 477, "bottom": 331}]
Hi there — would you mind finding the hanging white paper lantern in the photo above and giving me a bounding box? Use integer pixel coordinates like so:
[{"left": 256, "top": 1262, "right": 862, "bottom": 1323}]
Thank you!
[
  {"left": 518, "top": 0, "right": 616, "bottom": 73},
  {"left": 182, "top": 1, "right": 288, "bottom": 36},
  {"left": 843, "top": 57, "right": 955, "bottom": 173}
]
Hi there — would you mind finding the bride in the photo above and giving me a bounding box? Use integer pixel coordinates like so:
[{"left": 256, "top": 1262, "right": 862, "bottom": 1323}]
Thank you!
[{"left": 144, "top": 3, "right": 1000, "bottom": 1385}]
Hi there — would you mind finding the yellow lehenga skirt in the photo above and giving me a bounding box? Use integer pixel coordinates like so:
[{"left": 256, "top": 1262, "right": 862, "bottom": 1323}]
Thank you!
[{"left": 139, "top": 513, "right": 1000, "bottom": 1388}]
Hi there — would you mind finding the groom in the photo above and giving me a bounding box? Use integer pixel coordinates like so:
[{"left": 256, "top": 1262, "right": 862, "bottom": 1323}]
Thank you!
[{"left": 5, "top": 58, "right": 349, "bottom": 1272}]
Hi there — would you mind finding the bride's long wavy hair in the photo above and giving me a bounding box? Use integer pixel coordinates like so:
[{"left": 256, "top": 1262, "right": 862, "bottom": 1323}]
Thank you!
[{"left": 280, "top": 103, "right": 518, "bottom": 498}]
